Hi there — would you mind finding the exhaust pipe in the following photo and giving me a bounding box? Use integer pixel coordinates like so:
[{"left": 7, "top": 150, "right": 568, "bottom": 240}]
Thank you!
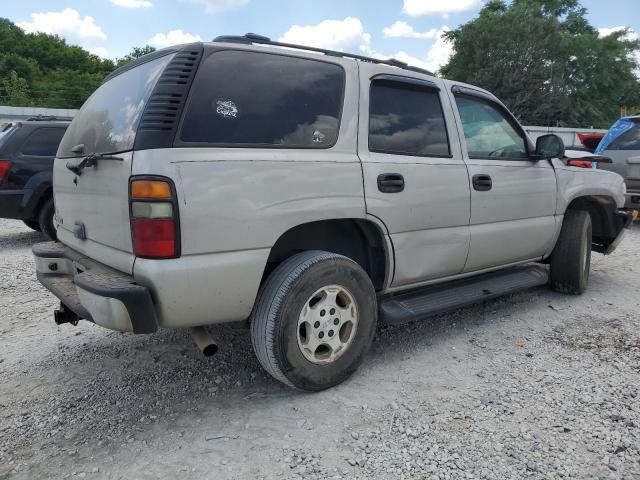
[{"left": 189, "top": 326, "right": 219, "bottom": 357}]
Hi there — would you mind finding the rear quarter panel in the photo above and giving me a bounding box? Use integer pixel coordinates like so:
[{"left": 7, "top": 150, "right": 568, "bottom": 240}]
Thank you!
[{"left": 131, "top": 58, "right": 365, "bottom": 326}]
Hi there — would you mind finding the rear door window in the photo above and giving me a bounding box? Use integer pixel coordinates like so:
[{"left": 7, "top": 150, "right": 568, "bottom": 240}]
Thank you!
[
  {"left": 179, "top": 51, "right": 345, "bottom": 148},
  {"left": 20, "top": 128, "right": 67, "bottom": 156},
  {"left": 608, "top": 121, "right": 640, "bottom": 150},
  {"left": 368, "top": 78, "right": 450, "bottom": 157}
]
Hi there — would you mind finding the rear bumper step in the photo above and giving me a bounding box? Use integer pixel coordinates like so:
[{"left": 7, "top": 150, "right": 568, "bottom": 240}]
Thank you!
[
  {"left": 379, "top": 264, "right": 549, "bottom": 325},
  {"left": 33, "top": 241, "right": 158, "bottom": 333}
]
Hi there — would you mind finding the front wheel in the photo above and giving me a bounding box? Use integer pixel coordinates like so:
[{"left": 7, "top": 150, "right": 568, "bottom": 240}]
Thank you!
[
  {"left": 549, "top": 210, "right": 592, "bottom": 295},
  {"left": 250, "top": 251, "right": 377, "bottom": 391}
]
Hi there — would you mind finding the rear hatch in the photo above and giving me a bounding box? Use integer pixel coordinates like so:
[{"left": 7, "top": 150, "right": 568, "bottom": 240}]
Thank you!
[{"left": 54, "top": 53, "right": 175, "bottom": 274}]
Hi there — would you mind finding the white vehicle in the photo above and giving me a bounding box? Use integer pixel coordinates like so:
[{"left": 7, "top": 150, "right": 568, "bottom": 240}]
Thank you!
[{"left": 34, "top": 34, "right": 632, "bottom": 391}]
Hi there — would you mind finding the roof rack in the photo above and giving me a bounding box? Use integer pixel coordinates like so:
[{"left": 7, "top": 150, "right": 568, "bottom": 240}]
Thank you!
[
  {"left": 26, "top": 115, "right": 72, "bottom": 122},
  {"left": 212, "top": 33, "right": 434, "bottom": 77}
]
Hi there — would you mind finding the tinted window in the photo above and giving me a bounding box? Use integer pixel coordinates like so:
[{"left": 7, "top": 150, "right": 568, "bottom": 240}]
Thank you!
[
  {"left": 20, "top": 128, "right": 66, "bottom": 156},
  {"left": 455, "top": 94, "right": 527, "bottom": 159},
  {"left": 0, "top": 123, "right": 16, "bottom": 148},
  {"left": 369, "top": 80, "right": 450, "bottom": 157},
  {"left": 58, "top": 53, "right": 174, "bottom": 158},
  {"left": 180, "top": 51, "right": 344, "bottom": 147},
  {"left": 608, "top": 121, "right": 640, "bottom": 150}
]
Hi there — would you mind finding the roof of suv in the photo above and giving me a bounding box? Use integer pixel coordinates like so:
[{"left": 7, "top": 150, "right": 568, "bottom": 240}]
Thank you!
[{"left": 103, "top": 33, "right": 435, "bottom": 84}]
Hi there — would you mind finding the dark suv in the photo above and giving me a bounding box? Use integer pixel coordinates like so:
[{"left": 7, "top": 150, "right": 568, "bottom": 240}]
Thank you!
[{"left": 0, "top": 117, "right": 70, "bottom": 238}]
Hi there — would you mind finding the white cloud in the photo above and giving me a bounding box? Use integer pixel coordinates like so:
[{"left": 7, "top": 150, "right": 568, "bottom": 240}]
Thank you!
[
  {"left": 598, "top": 26, "right": 638, "bottom": 41},
  {"left": 279, "top": 17, "right": 372, "bottom": 54},
  {"left": 183, "top": 0, "right": 248, "bottom": 14},
  {"left": 383, "top": 21, "right": 438, "bottom": 39},
  {"left": 87, "top": 47, "right": 109, "bottom": 58},
  {"left": 402, "top": 0, "right": 481, "bottom": 16},
  {"left": 111, "top": 0, "right": 153, "bottom": 8},
  {"left": 380, "top": 26, "right": 453, "bottom": 73},
  {"left": 147, "top": 29, "right": 203, "bottom": 48},
  {"left": 18, "top": 9, "right": 107, "bottom": 49}
]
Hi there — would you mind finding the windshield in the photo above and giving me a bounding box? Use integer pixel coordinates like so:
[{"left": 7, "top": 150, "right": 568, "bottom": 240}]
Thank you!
[{"left": 58, "top": 53, "right": 175, "bottom": 158}]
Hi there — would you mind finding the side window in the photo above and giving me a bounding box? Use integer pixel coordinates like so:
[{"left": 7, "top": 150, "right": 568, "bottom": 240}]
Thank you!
[
  {"left": 20, "top": 128, "right": 67, "bottom": 157},
  {"left": 369, "top": 79, "right": 450, "bottom": 157},
  {"left": 454, "top": 94, "right": 528, "bottom": 159},
  {"left": 608, "top": 121, "right": 640, "bottom": 150},
  {"left": 180, "top": 51, "right": 345, "bottom": 148}
]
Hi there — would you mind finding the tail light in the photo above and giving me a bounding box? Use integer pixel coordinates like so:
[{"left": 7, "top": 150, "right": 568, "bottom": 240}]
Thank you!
[
  {"left": 0, "top": 161, "right": 11, "bottom": 184},
  {"left": 567, "top": 159, "right": 594, "bottom": 169},
  {"left": 129, "top": 177, "right": 180, "bottom": 258}
]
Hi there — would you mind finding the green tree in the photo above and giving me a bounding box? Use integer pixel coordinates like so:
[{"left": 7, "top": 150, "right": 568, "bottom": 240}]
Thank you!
[
  {"left": 116, "top": 45, "right": 156, "bottom": 67},
  {"left": 0, "top": 70, "right": 32, "bottom": 106},
  {"left": 0, "top": 19, "right": 160, "bottom": 108},
  {"left": 440, "top": 0, "right": 640, "bottom": 128}
]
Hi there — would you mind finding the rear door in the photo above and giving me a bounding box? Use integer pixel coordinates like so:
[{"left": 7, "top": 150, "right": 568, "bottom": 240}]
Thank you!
[
  {"left": 358, "top": 65, "right": 471, "bottom": 287},
  {"left": 447, "top": 84, "right": 558, "bottom": 272},
  {"left": 54, "top": 53, "right": 175, "bottom": 273}
]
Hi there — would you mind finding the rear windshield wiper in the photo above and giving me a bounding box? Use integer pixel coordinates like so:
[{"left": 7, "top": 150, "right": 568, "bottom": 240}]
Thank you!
[{"left": 66, "top": 152, "right": 124, "bottom": 176}]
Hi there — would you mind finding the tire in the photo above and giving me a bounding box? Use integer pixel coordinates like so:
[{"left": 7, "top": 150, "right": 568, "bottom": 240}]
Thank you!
[
  {"left": 22, "top": 219, "right": 41, "bottom": 232},
  {"left": 38, "top": 198, "right": 57, "bottom": 241},
  {"left": 549, "top": 210, "right": 592, "bottom": 295},
  {"left": 250, "top": 250, "right": 377, "bottom": 391}
]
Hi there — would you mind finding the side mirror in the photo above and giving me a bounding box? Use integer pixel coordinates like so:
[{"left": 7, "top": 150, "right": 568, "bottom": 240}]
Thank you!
[{"left": 534, "top": 134, "right": 565, "bottom": 160}]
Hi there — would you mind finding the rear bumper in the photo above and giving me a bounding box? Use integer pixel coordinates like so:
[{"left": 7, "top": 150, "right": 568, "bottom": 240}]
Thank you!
[
  {"left": 625, "top": 191, "right": 640, "bottom": 209},
  {"left": 0, "top": 189, "right": 28, "bottom": 219},
  {"left": 33, "top": 241, "right": 158, "bottom": 333}
]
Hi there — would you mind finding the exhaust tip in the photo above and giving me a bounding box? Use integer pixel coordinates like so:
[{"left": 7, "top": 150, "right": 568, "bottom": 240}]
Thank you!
[
  {"left": 202, "top": 343, "right": 218, "bottom": 357},
  {"left": 189, "top": 326, "right": 219, "bottom": 357}
]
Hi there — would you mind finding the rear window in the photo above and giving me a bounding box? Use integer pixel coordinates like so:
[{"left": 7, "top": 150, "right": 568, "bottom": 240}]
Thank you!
[
  {"left": 20, "top": 128, "right": 66, "bottom": 156},
  {"left": 608, "top": 121, "right": 640, "bottom": 150},
  {"left": 58, "top": 53, "right": 174, "bottom": 158},
  {"left": 179, "top": 50, "right": 345, "bottom": 148}
]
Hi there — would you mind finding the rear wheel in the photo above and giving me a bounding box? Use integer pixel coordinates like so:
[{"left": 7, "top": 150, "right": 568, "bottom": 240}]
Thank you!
[
  {"left": 23, "top": 219, "right": 41, "bottom": 232},
  {"left": 549, "top": 210, "right": 592, "bottom": 295},
  {"left": 250, "top": 251, "right": 377, "bottom": 391},
  {"left": 38, "top": 199, "right": 57, "bottom": 241}
]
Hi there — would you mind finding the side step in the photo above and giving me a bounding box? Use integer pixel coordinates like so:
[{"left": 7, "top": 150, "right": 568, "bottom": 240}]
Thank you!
[{"left": 379, "top": 264, "right": 549, "bottom": 325}]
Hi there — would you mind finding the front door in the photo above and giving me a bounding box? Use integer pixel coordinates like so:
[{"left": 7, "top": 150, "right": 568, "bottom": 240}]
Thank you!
[
  {"left": 447, "top": 84, "right": 558, "bottom": 272},
  {"left": 358, "top": 66, "right": 471, "bottom": 287}
]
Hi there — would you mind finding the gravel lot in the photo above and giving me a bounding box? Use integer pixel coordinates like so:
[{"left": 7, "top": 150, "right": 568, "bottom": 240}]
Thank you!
[{"left": 0, "top": 218, "right": 639, "bottom": 480}]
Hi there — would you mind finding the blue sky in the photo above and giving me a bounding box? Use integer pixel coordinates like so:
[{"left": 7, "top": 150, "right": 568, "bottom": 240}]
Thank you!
[{"left": 3, "top": 0, "right": 639, "bottom": 71}]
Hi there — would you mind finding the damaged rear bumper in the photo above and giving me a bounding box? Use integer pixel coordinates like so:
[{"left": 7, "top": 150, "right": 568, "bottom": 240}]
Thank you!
[{"left": 33, "top": 241, "right": 158, "bottom": 333}]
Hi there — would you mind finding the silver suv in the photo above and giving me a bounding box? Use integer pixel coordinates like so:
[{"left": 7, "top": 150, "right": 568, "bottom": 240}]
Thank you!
[
  {"left": 595, "top": 114, "right": 640, "bottom": 209},
  {"left": 33, "top": 34, "right": 631, "bottom": 391}
]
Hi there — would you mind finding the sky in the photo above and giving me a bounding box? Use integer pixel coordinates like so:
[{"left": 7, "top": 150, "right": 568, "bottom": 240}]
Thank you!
[{"left": 2, "top": 0, "right": 640, "bottom": 72}]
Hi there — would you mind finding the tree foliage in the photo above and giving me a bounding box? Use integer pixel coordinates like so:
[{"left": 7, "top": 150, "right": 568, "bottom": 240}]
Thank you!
[
  {"left": 0, "top": 18, "right": 155, "bottom": 108},
  {"left": 440, "top": 0, "right": 640, "bottom": 128}
]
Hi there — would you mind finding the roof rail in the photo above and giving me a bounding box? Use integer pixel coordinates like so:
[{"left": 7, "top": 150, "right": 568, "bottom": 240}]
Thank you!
[
  {"left": 212, "top": 33, "right": 434, "bottom": 76},
  {"left": 25, "top": 115, "right": 72, "bottom": 122}
]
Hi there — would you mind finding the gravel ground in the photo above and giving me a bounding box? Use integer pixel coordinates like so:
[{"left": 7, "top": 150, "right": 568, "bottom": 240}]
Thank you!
[{"left": 0, "top": 218, "right": 639, "bottom": 480}]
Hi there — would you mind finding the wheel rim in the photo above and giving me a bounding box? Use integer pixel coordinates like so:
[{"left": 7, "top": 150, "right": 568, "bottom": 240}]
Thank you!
[{"left": 296, "top": 284, "right": 358, "bottom": 364}]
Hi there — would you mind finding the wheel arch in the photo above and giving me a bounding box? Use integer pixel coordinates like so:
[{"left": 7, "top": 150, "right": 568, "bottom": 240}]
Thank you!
[
  {"left": 263, "top": 218, "right": 392, "bottom": 292},
  {"left": 564, "top": 195, "right": 624, "bottom": 253}
]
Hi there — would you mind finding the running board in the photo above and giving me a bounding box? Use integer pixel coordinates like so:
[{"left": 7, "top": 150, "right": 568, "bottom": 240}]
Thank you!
[{"left": 379, "top": 264, "right": 549, "bottom": 325}]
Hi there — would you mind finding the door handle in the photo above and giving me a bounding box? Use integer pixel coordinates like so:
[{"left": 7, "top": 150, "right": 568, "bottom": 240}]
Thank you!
[
  {"left": 472, "top": 174, "right": 492, "bottom": 191},
  {"left": 377, "top": 173, "right": 405, "bottom": 193}
]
